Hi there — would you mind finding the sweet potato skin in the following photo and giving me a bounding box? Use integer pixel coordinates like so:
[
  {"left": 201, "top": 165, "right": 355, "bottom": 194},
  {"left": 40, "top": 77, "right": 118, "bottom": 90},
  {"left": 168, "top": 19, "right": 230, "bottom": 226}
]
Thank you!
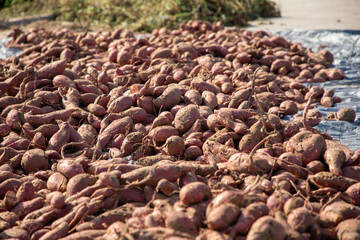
[
  {"left": 247, "top": 216, "right": 286, "bottom": 240},
  {"left": 180, "top": 181, "right": 212, "bottom": 206},
  {"left": 174, "top": 104, "right": 201, "bottom": 133}
]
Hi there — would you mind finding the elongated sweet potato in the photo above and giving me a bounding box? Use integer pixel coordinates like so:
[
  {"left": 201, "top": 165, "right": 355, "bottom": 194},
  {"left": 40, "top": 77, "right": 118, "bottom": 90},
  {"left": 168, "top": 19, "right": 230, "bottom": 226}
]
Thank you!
[
  {"left": 309, "top": 171, "right": 358, "bottom": 191},
  {"left": 320, "top": 200, "right": 360, "bottom": 227},
  {"left": 11, "top": 197, "right": 45, "bottom": 219},
  {"left": 324, "top": 148, "right": 346, "bottom": 175},
  {"left": 66, "top": 173, "right": 97, "bottom": 197}
]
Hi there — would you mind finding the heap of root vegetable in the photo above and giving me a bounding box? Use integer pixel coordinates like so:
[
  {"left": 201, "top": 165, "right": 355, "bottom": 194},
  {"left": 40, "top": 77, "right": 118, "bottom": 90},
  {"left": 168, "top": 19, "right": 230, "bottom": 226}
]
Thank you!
[{"left": 0, "top": 20, "right": 359, "bottom": 240}]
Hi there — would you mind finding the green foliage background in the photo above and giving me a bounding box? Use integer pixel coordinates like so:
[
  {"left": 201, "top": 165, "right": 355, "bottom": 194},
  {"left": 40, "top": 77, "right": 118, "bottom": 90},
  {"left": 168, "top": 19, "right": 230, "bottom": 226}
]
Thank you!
[{"left": 0, "top": 0, "right": 279, "bottom": 32}]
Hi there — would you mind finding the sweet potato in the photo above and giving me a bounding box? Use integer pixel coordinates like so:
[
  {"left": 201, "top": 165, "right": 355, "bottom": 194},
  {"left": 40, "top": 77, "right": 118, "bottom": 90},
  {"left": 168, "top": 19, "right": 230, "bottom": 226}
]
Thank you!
[
  {"left": 110, "top": 107, "right": 147, "bottom": 123},
  {"left": 153, "top": 86, "right": 182, "bottom": 110},
  {"left": 24, "top": 109, "right": 76, "bottom": 127},
  {"left": 266, "top": 190, "right": 292, "bottom": 215},
  {"left": 174, "top": 104, "right": 201, "bottom": 133},
  {"left": 247, "top": 216, "right": 286, "bottom": 240},
  {"left": 0, "top": 96, "right": 24, "bottom": 111},
  {"left": 97, "top": 116, "right": 133, "bottom": 149},
  {"left": 165, "top": 136, "right": 185, "bottom": 156},
  {"left": 202, "top": 90, "right": 217, "bottom": 109},
  {"left": 123, "top": 162, "right": 194, "bottom": 188},
  {"left": 58, "top": 230, "right": 106, "bottom": 240},
  {"left": 47, "top": 172, "right": 68, "bottom": 192},
  {"left": 336, "top": 108, "right": 356, "bottom": 122},
  {"left": 184, "top": 146, "right": 202, "bottom": 159},
  {"left": 230, "top": 202, "right": 269, "bottom": 237},
  {"left": 151, "top": 47, "right": 172, "bottom": 60},
  {"left": 22, "top": 123, "right": 59, "bottom": 139},
  {"left": 20, "top": 149, "right": 48, "bottom": 173},
  {"left": 47, "top": 191, "right": 65, "bottom": 209},
  {"left": 77, "top": 124, "right": 97, "bottom": 146},
  {"left": 206, "top": 203, "right": 240, "bottom": 231},
  {"left": 287, "top": 207, "right": 314, "bottom": 232},
  {"left": 149, "top": 125, "right": 179, "bottom": 146},
  {"left": 335, "top": 219, "right": 360, "bottom": 240},
  {"left": 180, "top": 181, "right": 211, "bottom": 206},
  {"left": 184, "top": 89, "right": 202, "bottom": 105},
  {"left": 165, "top": 208, "right": 198, "bottom": 236},
  {"left": 56, "top": 159, "right": 84, "bottom": 179},
  {"left": 320, "top": 200, "right": 360, "bottom": 227},
  {"left": 279, "top": 100, "right": 298, "bottom": 115},
  {"left": 16, "top": 181, "right": 35, "bottom": 203},
  {"left": 11, "top": 197, "right": 45, "bottom": 219},
  {"left": 0, "top": 227, "right": 30, "bottom": 240},
  {"left": 309, "top": 171, "right": 358, "bottom": 191},
  {"left": 108, "top": 95, "right": 133, "bottom": 113},
  {"left": 76, "top": 205, "right": 133, "bottom": 231},
  {"left": 220, "top": 152, "right": 272, "bottom": 175},
  {"left": 324, "top": 148, "right": 346, "bottom": 175},
  {"left": 238, "top": 119, "right": 266, "bottom": 152},
  {"left": 283, "top": 197, "right": 305, "bottom": 216},
  {"left": 0, "top": 123, "right": 11, "bottom": 137},
  {"left": 156, "top": 179, "right": 179, "bottom": 196},
  {"left": 190, "top": 78, "right": 220, "bottom": 94},
  {"left": 6, "top": 109, "right": 22, "bottom": 131},
  {"left": 284, "top": 131, "right": 326, "bottom": 165},
  {"left": 203, "top": 140, "right": 239, "bottom": 162},
  {"left": 0, "top": 211, "right": 19, "bottom": 228},
  {"left": 0, "top": 178, "right": 23, "bottom": 198},
  {"left": 66, "top": 173, "right": 97, "bottom": 197},
  {"left": 228, "top": 89, "right": 250, "bottom": 108},
  {"left": 39, "top": 222, "right": 68, "bottom": 240}
]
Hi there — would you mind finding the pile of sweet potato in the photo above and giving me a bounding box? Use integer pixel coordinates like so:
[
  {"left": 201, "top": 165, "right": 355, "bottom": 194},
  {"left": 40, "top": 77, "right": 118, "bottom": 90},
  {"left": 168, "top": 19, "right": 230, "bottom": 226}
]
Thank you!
[{"left": 0, "top": 20, "right": 359, "bottom": 240}]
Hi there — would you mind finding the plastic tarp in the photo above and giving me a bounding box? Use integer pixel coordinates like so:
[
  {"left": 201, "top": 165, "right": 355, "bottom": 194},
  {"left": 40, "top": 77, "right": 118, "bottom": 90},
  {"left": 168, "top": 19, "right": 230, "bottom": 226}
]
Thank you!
[
  {"left": 1, "top": 29, "right": 359, "bottom": 150},
  {"left": 271, "top": 29, "right": 360, "bottom": 151}
]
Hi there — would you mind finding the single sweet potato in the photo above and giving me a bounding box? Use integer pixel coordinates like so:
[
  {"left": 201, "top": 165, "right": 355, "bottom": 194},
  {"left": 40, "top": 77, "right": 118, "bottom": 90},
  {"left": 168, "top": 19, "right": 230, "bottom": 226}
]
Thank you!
[
  {"left": 320, "top": 200, "right": 360, "bottom": 227},
  {"left": 206, "top": 203, "right": 240, "bottom": 231},
  {"left": 165, "top": 136, "right": 185, "bottom": 156},
  {"left": 66, "top": 173, "right": 97, "bottom": 197},
  {"left": 309, "top": 171, "right": 358, "bottom": 191},
  {"left": 324, "top": 148, "right": 346, "bottom": 175},
  {"left": 174, "top": 104, "right": 201, "bottom": 133},
  {"left": 335, "top": 218, "right": 360, "bottom": 240},
  {"left": 165, "top": 209, "right": 198, "bottom": 236},
  {"left": 287, "top": 207, "right": 314, "bottom": 232},
  {"left": 21, "top": 149, "right": 48, "bottom": 173},
  {"left": 284, "top": 131, "right": 326, "bottom": 165},
  {"left": 47, "top": 172, "right": 68, "bottom": 192},
  {"left": 153, "top": 86, "right": 182, "bottom": 110},
  {"left": 247, "top": 216, "right": 286, "bottom": 240},
  {"left": 180, "top": 181, "right": 212, "bottom": 206}
]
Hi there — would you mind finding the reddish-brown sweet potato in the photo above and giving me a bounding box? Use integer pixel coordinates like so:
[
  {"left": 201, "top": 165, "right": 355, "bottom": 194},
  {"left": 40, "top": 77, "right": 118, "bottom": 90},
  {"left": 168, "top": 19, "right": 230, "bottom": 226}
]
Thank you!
[
  {"left": 180, "top": 181, "right": 211, "bottom": 206},
  {"left": 247, "top": 216, "right": 286, "bottom": 240},
  {"left": 284, "top": 131, "right": 326, "bottom": 165},
  {"left": 21, "top": 149, "right": 48, "bottom": 173},
  {"left": 174, "top": 104, "right": 201, "bottom": 133}
]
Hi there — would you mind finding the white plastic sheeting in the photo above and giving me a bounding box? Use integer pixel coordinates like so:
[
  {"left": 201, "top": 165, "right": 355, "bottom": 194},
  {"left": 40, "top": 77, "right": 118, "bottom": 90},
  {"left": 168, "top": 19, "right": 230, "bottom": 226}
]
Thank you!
[{"left": 273, "top": 30, "right": 360, "bottom": 150}]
